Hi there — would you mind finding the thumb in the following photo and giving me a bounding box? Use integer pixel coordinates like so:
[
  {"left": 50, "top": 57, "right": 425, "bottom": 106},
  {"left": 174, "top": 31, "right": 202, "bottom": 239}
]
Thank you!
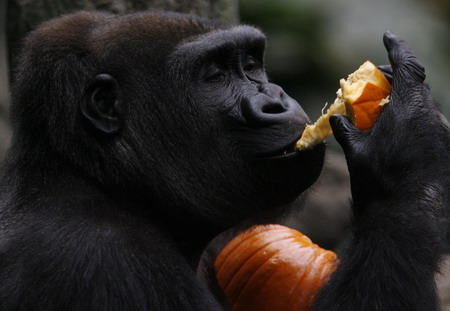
[{"left": 330, "top": 114, "right": 361, "bottom": 153}]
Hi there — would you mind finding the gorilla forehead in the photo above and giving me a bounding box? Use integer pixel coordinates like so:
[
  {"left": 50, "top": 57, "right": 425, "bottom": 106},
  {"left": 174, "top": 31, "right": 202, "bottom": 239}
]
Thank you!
[
  {"left": 25, "top": 11, "right": 219, "bottom": 56},
  {"left": 23, "top": 11, "right": 266, "bottom": 74},
  {"left": 170, "top": 25, "right": 266, "bottom": 65},
  {"left": 92, "top": 14, "right": 266, "bottom": 68},
  {"left": 91, "top": 11, "right": 219, "bottom": 51}
]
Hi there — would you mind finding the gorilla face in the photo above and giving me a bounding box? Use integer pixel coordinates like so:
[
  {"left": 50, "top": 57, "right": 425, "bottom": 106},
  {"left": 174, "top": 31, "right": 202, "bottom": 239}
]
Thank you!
[
  {"left": 132, "top": 24, "right": 326, "bottom": 224},
  {"left": 13, "top": 11, "right": 325, "bottom": 230}
]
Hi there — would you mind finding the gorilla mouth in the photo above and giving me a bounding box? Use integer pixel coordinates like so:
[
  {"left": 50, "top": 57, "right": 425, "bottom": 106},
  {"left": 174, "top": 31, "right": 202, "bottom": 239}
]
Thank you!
[
  {"left": 258, "top": 126, "right": 326, "bottom": 160},
  {"left": 259, "top": 137, "right": 301, "bottom": 159},
  {"left": 259, "top": 140, "right": 325, "bottom": 168}
]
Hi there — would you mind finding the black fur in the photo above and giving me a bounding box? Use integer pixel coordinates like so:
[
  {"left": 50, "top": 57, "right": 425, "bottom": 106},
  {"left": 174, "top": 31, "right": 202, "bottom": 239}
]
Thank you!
[
  {"left": 313, "top": 32, "right": 450, "bottom": 310},
  {"left": 0, "top": 11, "right": 324, "bottom": 310},
  {"left": 1, "top": 11, "right": 448, "bottom": 311}
]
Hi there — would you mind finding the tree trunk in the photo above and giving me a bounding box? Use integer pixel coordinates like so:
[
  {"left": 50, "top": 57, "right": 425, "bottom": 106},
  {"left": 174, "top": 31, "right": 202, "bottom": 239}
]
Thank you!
[{"left": 0, "top": 0, "right": 12, "bottom": 155}]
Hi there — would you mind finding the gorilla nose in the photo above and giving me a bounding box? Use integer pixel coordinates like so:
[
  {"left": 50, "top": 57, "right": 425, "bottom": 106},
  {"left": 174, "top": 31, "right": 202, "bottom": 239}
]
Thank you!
[{"left": 241, "top": 83, "right": 307, "bottom": 126}]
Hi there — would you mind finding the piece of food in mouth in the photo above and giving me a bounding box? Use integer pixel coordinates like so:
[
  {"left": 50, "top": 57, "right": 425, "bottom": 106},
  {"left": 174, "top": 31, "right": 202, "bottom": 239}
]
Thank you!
[
  {"left": 214, "top": 224, "right": 338, "bottom": 311},
  {"left": 296, "top": 61, "right": 391, "bottom": 150}
]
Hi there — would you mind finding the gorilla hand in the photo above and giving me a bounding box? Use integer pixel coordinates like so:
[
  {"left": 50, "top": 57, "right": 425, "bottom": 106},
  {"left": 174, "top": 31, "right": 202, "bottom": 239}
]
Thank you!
[
  {"left": 313, "top": 32, "right": 450, "bottom": 311},
  {"left": 330, "top": 31, "right": 450, "bottom": 219}
]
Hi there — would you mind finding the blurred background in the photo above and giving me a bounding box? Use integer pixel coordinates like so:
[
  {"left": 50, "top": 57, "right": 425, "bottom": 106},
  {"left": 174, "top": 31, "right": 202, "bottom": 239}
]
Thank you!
[
  {"left": 1, "top": 0, "right": 450, "bottom": 307},
  {"left": 1, "top": 0, "right": 449, "bottom": 151},
  {"left": 240, "top": 0, "right": 450, "bottom": 151},
  {"left": 240, "top": 3, "right": 450, "bottom": 307}
]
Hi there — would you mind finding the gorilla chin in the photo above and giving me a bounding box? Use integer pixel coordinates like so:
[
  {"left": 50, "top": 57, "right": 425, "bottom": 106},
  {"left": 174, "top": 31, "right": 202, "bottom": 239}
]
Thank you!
[
  {"left": 236, "top": 80, "right": 326, "bottom": 207},
  {"left": 252, "top": 142, "right": 326, "bottom": 207}
]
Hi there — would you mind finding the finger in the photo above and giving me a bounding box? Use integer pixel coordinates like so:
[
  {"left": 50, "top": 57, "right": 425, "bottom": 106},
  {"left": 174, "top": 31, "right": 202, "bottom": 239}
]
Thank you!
[
  {"left": 383, "top": 31, "right": 425, "bottom": 84},
  {"left": 377, "top": 64, "right": 393, "bottom": 84},
  {"left": 330, "top": 114, "right": 362, "bottom": 154}
]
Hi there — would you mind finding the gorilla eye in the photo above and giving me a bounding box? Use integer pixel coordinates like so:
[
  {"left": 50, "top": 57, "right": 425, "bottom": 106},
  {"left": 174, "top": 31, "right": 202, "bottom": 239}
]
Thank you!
[
  {"left": 243, "top": 56, "right": 260, "bottom": 73},
  {"left": 244, "top": 61, "right": 256, "bottom": 72},
  {"left": 206, "top": 72, "right": 225, "bottom": 82},
  {"left": 204, "top": 65, "right": 226, "bottom": 83}
]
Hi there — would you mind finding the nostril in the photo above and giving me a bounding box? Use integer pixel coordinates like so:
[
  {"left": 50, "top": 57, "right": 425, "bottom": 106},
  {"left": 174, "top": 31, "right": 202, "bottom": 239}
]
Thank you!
[
  {"left": 261, "top": 103, "right": 286, "bottom": 114},
  {"left": 241, "top": 87, "right": 304, "bottom": 126}
]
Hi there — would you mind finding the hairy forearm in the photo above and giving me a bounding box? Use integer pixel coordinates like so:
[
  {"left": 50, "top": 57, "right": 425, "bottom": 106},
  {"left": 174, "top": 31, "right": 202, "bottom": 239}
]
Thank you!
[
  {"left": 318, "top": 31, "right": 450, "bottom": 311},
  {"left": 313, "top": 196, "right": 443, "bottom": 311},
  {"left": 313, "top": 237, "right": 440, "bottom": 310}
]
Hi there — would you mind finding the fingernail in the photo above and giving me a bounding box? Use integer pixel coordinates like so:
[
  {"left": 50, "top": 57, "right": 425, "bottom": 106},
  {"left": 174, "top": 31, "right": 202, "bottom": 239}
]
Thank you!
[{"left": 383, "top": 32, "right": 394, "bottom": 49}]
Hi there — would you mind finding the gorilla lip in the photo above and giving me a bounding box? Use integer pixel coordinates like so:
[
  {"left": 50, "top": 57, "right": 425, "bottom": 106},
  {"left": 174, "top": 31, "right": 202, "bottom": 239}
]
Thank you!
[
  {"left": 258, "top": 121, "right": 317, "bottom": 159},
  {"left": 262, "top": 140, "right": 325, "bottom": 161},
  {"left": 270, "top": 141, "right": 297, "bottom": 157},
  {"left": 259, "top": 136, "right": 302, "bottom": 159}
]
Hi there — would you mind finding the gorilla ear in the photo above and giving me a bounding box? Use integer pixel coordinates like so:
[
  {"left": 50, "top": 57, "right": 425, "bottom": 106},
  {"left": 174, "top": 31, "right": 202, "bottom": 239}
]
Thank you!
[{"left": 82, "top": 74, "right": 123, "bottom": 134}]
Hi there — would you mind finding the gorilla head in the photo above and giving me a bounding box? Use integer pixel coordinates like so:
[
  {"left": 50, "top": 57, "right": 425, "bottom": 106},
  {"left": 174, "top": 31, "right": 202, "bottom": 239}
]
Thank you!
[{"left": 11, "top": 11, "right": 324, "bottom": 236}]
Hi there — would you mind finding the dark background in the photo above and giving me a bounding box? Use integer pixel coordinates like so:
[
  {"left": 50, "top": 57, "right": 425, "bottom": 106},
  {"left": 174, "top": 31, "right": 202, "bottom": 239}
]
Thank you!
[
  {"left": 240, "top": 0, "right": 450, "bottom": 152},
  {"left": 1, "top": 0, "right": 450, "bottom": 153}
]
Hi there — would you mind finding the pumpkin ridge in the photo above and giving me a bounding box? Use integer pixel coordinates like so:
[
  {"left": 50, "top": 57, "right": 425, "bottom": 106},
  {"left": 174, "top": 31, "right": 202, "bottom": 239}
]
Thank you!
[
  {"left": 284, "top": 244, "right": 322, "bottom": 309},
  {"left": 310, "top": 251, "right": 338, "bottom": 278},
  {"left": 230, "top": 253, "right": 279, "bottom": 307},
  {"left": 218, "top": 234, "right": 296, "bottom": 291},
  {"left": 254, "top": 244, "right": 315, "bottom": 310},
  {"left": 283, "top": 271, "right": 304, "bottom": 311},
  {"left": 214, "top": 226, "right": 290, "bottom": 273},
  {"left": 289, "top": 248, "right": 337, "bottom": 309},
  {"left": 314, "top": 251, "right": 338, "bottom": 285},
  {"left": 232, "top": 242, "right": 304, "bottom": 309},
  {"left": 222, "top": 236, "right": 298, "bottom": 297}
]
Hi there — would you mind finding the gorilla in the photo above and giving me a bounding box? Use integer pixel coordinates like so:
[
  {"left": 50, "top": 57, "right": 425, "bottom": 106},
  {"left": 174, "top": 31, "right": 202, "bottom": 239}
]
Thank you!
[{"left": 0, "top": 10, "right": 449, "bottom": 311}]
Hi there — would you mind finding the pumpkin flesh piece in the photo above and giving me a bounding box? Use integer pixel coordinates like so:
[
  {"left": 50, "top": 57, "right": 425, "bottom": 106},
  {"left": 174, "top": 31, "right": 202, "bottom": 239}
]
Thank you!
[{"left": 296, "top": 61, "right": 391, "bottom": 150}]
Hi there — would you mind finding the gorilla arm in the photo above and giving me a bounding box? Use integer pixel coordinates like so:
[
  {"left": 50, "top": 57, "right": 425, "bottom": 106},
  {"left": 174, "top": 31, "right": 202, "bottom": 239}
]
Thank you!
[{"left": 312, "top": 32, "right": 450, "bottom": 311}]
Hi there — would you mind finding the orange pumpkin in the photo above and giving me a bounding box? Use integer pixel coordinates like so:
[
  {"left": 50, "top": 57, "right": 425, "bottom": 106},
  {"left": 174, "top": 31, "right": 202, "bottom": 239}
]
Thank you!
[
  {"left": 340, "top": 61, "right": 392, "bottom": 132},
  {"left": 296, "top": 61, "right": 391, "bottom": 149},
  {"left": 214, "top": 225, "right": 338, "bottom": 311}
]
